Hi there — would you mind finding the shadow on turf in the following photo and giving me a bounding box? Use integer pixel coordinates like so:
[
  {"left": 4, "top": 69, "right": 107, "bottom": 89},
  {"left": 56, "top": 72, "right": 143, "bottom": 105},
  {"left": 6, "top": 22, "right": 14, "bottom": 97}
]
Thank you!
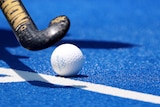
[
  {"left": 55, "top": 74, "right": 88, "bottom": 78},
  {"left": 0, "top": 29, "right": 88, "bottom": 88},
  {"left": 56, "top": 40, "right": 137, "bottom": 49},
  {"left": 0, "top": 29, "right": 74, "bottom": 88},
  {"left": 29, "top": 81, "right": 87, "bottom": 88},
  {"left": 28, "top": 74, "right": 88, "bottom": 88},
  {"left": 0, "top": 29, "right": 136, "bottom": 88},
  {"left": 0, "top": 29, "right": 32, "bottom": 71}
]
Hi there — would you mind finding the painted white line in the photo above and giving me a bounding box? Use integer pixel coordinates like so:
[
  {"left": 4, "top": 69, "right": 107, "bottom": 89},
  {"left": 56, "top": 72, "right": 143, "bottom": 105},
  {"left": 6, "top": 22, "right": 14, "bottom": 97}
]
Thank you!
[{"left": 0, "top": 67, "right": 160, "bottom": 104}]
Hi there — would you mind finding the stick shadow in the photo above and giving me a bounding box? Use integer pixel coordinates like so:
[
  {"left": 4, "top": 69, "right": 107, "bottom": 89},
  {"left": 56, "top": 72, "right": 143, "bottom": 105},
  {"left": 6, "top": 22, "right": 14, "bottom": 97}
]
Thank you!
[
  {"left": 0, "top": 29, "right": 138, "bottom": 88},
  {"left": 0, "top": 29, "right": 69, "bottom": 88},
  {"left": 56, "top": 36, "right": 137, "bottom": 49}
]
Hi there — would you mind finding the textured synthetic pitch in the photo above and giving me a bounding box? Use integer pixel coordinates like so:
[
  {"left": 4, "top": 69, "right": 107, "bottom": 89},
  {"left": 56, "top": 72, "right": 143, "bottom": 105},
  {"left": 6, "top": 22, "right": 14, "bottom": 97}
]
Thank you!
[{"left": 0, "top": 0, "right": 160, "bottom": 107}]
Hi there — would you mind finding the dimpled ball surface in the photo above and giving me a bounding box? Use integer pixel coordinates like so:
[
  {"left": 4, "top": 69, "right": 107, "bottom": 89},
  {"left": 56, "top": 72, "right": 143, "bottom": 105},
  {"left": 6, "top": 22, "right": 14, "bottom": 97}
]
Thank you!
[{"left": 51, "top": 44, "right": 84, "bottom": 76}]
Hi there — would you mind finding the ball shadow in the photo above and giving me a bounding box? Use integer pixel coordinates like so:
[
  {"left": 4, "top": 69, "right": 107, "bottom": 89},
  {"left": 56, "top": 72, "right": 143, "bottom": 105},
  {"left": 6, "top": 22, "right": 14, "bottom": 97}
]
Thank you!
[
  {"left": 0, "top": 29, "right": 138, "bottom": 88},
  {"left": 0, "top": 29, "right": 68, "bottom": 88}
]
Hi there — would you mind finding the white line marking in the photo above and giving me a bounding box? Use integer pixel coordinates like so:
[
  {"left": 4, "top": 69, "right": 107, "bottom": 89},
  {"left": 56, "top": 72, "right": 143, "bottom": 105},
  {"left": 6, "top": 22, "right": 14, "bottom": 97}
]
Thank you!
[{"left": 0, "top": 67, "right": 160, "bottom": 104}]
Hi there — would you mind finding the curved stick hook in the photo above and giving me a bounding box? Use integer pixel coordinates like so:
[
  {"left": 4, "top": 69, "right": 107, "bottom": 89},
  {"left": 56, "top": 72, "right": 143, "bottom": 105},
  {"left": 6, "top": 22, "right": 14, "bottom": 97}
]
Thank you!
[{"left": 0, "top": 0, "right": 70, "bottom": 50}]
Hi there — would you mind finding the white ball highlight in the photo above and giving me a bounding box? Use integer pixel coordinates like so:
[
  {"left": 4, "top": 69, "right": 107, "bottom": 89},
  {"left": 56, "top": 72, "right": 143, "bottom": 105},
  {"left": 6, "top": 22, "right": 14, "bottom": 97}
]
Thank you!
[{"left": 51, "top": 44, "right": 84, "bottom": 76}]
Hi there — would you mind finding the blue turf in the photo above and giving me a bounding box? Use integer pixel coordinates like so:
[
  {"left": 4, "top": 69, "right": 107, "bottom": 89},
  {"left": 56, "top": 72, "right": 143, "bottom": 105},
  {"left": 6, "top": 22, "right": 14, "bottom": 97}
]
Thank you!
[{"left": 0, "top": 0, "right": 160, "bottom": 106}]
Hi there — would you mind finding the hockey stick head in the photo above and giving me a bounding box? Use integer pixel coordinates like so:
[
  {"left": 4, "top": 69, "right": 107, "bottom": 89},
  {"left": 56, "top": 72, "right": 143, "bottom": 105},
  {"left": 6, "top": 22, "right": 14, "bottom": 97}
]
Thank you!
[
  {"left": 0, "top": 0, "right": 70, "bottom": 51},
  {"left": 16, "top": 15, "right": 70, "bottom": 50}
]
